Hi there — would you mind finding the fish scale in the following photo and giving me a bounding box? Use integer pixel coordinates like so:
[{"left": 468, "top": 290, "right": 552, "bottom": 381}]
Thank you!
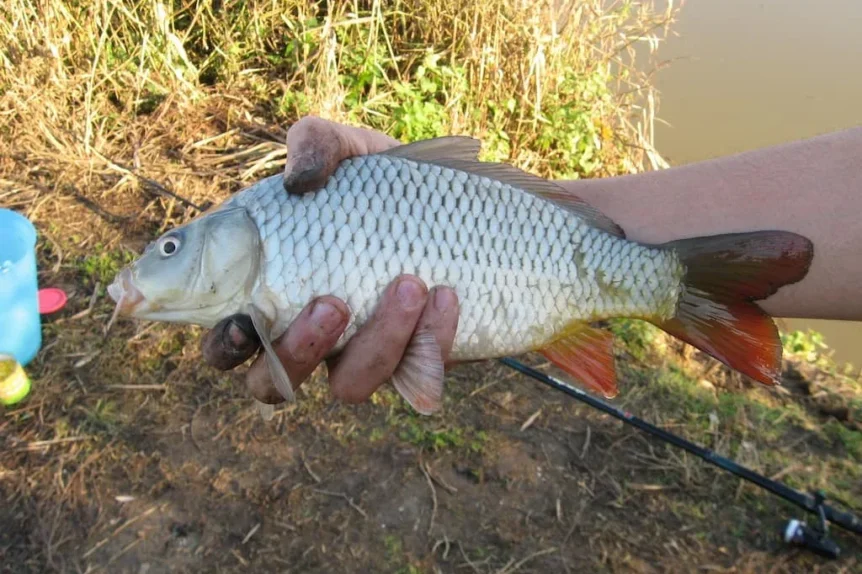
[{"left": 223, "top": 153, "right": 683, "bottom": 359}]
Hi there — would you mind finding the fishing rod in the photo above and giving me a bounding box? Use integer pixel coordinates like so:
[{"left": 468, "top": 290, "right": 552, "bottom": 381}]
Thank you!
[{"left": 498, "top": 357, "right": 862, "bottom": 559}]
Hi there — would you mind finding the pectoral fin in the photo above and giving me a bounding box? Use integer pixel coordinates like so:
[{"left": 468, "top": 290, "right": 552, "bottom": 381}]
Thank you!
[
  {"left": 248, "top": 305, "right": 296, "bottom": 405},
  {"left": 255, "top": 400, "right": 275, "bottom": 421},
  {"left": 391, "top": 329, "right": 445, "bottom": 415},
  {"left": 539, "top": 325, "right": 618, "bottom": 398}
]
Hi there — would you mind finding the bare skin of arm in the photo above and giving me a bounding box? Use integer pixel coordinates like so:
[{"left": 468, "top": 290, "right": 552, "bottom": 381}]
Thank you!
[
  {"left": 202, "top": 118, "right": 862, "bottom": 404},
  {"left": 563, "top": 126, "right": 862, "bottom": 321}
]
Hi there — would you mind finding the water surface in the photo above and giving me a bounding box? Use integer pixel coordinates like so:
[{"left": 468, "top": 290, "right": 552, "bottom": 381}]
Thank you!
[{"left": 650, "top": 0, "right": 862, "bottom": 368}]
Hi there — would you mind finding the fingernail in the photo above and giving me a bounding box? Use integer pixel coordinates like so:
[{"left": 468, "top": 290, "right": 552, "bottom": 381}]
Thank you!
[
  {"left": 309, "top": 300, "right": 345, "bottom": 335},
  {"left": 433, "top": 287, "right": 457, "bottom": 312},
  {"left": 227, "top": 321, "right": 247, "bottom": 348},
  {"left": 396, "top": 277, "right": 425, "bottom": 310}
]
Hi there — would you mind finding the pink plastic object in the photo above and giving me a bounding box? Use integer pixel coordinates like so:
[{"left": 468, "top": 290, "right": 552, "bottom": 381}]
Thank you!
[{"left": 38, "top": 288, "right": 67, "bottom": 315}]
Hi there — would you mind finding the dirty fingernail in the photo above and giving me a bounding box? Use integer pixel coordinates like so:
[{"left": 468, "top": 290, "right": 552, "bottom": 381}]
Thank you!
[
  {"left": 433, "top": 286, "right": 457, "bottom": 312},
  {"left": 225, "top": 315, "right": 258, "bottom": 350},
  {"left": 396, "top": 278, "right": 425, "bottom": 310},
  {"left": 227, "top": 321, "right": 247, "bottom": 347},
  {"left": 309, "top": 300, "right": 345, "bottom": 335}
]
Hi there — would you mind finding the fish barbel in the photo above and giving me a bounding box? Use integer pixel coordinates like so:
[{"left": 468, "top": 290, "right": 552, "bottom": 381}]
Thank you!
[{"left": 108, "top": 136, "right": 814, "bottom": 416}]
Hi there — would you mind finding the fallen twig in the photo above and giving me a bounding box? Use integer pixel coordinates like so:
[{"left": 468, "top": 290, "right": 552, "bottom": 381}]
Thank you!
[
  {"left": 457, "top": 542, "right": 482, "bottom": 573},
  {"left": 432, "top": 535, "right": 451, "bottom": 560},
  {"left": 241, "top": 523, "right": 261, "bottom": 545},
  {"left": 73, "top": 351, "right": 101, "bottom": 369},
  {"left": 420, "top": 460, "right": 438, "bottom": 536},
  {"left": 302, "top": 456, "right": 322, "bottom": 483},
  {"left": 580, "top": 425, "right": 591, "bottom": 459},
  {"left": 312, "top": 489, "right": 368, "bottom": 519},
  {"left": 231, "top": 548, "right": 249, "bottom": 566},
  {"left": 83, "top": 504, "right": 161, "bottom": 558},
  {"left": 107, "top": 384, "right": 166, "bottom": 391},
  {"left": 212, "top": 410, "right": 255, "bottom": 442},
  {"left": 19, "top": 436, "right": 92, "bottom": 451},
  {"left": 89, "top": 282, "right": 100, "bottom": 311},
  {"left": 496, "top": 547, "right": 557, "bottom": 574},
  {"left": 520, "top": 408, "right": 542, "bottom": 432},
  {"left": 426, "top": 464, "right": 458, "bottom": 494}
]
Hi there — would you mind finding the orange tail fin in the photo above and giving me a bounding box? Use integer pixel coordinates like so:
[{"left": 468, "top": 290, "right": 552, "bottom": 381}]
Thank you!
[{"left": 651, "top": 231, "right": 814, "bottom": 386}]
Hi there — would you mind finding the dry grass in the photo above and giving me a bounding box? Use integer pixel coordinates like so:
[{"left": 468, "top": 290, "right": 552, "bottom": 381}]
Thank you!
[
  {"left": 2, "top": 1, "right": 861, "bottom": 573},
  {"left": 1, "top": 0, "right": 674, "bottom": 236}
]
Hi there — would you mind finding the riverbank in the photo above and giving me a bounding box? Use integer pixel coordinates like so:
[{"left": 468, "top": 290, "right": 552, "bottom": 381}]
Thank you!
[{"left": 0, "top": 1, "right": 859, "bottom": 572}]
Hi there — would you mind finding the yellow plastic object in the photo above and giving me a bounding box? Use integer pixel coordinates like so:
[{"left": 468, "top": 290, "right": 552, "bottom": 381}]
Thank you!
[{"left": 0, "top": 354, "right": 30, "bottom": 405}]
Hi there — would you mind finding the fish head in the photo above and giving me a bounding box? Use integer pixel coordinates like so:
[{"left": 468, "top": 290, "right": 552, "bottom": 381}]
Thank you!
[{"left": 108, "top": 206, "right": 261, "bottom": 327}]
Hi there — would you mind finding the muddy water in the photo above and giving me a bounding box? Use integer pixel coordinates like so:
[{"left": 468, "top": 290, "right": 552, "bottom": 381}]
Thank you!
[{"left": 650, "top": 0, "right": 862, "bottom": 368}]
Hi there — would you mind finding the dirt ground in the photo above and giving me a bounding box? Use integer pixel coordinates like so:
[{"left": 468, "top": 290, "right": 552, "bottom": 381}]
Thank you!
[{"left": 1, "top": 254, "right": 861, "bottom": 573}]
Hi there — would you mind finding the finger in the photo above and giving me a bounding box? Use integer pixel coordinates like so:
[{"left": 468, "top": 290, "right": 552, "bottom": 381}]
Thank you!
[
  {"left": 283, "top": 116, "right": 401, "bottom": 195},
  {"left": 201, "top": 314, "right": 260, "bottom": 371},
  {"left": 419, "top": 286, "right": 460, "bottom": 366},
  {"left": 245, "top": 296, "right": 350, "bottom": 403},
  {"left": 327, "top": 276, "right": 429, "bottom": 404}
]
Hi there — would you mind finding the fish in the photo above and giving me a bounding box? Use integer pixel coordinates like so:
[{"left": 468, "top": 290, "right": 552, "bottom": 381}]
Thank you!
[{"left": 107, "top": 136, "right": 814, "bottom": 417}]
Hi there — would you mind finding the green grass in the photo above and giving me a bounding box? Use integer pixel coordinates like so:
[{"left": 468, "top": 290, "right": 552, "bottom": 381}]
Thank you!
[
  {"left": 823, "top": 419, "right": 862, "bottom": 458},
  {"left": 390, "top": 409, "right": 488, "bottom": 453},
  {"left": 77, "top": 249, "right": 136, "bottom": 287}
]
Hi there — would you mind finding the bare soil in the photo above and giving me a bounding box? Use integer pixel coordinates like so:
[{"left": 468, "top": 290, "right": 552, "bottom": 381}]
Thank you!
[{"left": 2, "top": 258, "right": 860, "bottom": 573}]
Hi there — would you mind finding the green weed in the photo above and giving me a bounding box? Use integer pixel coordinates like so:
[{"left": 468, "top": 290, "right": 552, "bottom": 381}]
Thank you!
[
  {"left": 397, "top": 417, "right": 487, "bottom": 453},
  {"left": 81, "top": 398, "right": 122, "bottom": 437},
  {"left": 609, "top": 318, "right": 662, "bottom": 361},
  {"left": 823, "top": 420, "right": 862, "bottom": 458},
  {"left": 782, "top": 329, "right": 830, "bottom": 367},
  {"left": 384, "top": 534, "right": 402, "bottom": 558},
  {"left": 78, "top": 249, "right": 135, "bottom": 287},
  {"left": 387, "top": 407, "right": 488, "bottom": 453}
]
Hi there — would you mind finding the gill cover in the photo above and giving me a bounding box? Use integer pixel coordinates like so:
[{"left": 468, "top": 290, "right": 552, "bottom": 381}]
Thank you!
[
  {"left": 109, "top": 205, "right": 297, "bottom": 413},
  {"left": 110, "top": 206, "right": 261, "bottom": 327}
]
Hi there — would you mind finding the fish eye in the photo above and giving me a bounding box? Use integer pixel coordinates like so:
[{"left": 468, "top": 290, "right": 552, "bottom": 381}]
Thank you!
[{"left": 158, "top": 236, "right": 181, "bottom": 257}]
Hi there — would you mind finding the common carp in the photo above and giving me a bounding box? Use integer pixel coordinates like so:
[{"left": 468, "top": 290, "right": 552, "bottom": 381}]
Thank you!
[{"left": 108, "top": 137, "right": 814, "bottom": 415}]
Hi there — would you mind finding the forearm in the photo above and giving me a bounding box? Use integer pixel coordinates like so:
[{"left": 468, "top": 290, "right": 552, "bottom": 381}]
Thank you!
[{"left": 561, "top": 127, "right": 862, "bottom": 320}]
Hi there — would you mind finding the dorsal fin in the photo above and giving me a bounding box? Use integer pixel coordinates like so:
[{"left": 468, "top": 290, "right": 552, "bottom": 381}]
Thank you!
[
  {"left": 380, "top": 136, "right": 481, "bottom": 162},
  {"left": 378, "top": 139, "right": 625, "bottom": 238}
]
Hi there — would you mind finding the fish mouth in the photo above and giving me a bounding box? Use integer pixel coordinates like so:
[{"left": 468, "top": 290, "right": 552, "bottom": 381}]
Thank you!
[{"left": 107, "top": 267, "right": 146, "bottom": 317}]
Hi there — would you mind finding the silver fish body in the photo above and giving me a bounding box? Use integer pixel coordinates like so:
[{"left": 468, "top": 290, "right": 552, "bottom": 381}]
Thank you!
[
  {"left": 109, "top": 136, "right": 814, "bottom": 416},
  {"left": 222, "top": 153, "right": 683, "bottom": 361}
]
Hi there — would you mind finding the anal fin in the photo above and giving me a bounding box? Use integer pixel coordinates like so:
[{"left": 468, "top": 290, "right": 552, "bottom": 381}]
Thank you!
[{"left": 539, "top": 325, "right": 618, "bottom": 398}]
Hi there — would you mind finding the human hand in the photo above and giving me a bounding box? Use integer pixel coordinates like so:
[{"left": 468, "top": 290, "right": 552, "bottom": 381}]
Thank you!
[{"left": 200, "top": 117, "right": 461, "bottom": 405}]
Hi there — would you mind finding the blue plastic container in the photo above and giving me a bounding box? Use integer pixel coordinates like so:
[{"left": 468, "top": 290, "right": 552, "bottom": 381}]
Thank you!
[{"left": 0, "top": 208, "right": 41, "bottom": 366}]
